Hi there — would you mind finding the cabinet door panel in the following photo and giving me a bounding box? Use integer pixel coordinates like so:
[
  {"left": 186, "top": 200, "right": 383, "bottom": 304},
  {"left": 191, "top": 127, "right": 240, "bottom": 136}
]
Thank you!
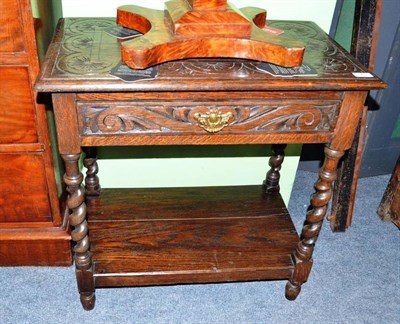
[
  {"left": 0, "top": 67, "right": 38, "bottom": 143},
  {"left": 0, "top": 0, "right": 25, "bottom": 53},
  {"left": 0, "top": 153, "right": 52, "bottom": 223}
]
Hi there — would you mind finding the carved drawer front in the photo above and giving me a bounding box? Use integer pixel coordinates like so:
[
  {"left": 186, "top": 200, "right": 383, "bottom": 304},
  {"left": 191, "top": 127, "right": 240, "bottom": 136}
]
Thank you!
[{"left": 78, "top": 97, "right": 341, "bottom": 136}]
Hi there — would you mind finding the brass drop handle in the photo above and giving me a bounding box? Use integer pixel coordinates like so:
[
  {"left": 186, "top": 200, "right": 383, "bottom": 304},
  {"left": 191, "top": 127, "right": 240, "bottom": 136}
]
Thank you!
[{"left": 193, "top": 109, "right": 234, "bottom": 133}]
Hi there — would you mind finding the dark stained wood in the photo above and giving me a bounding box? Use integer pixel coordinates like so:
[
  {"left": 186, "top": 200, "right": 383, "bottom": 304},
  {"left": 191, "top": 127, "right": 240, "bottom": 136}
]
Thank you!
[
  {"left": 62, "top": 153, "right": 95, "bottom": 310},
  {"left": 87, "top": 187, "right": 298, "bottom": 287},
  {"left": 52, "top": 94, "right": 80, "bottom": 154},
  {"left": 81, "top": 133, "right": 331, "bottom": 148},
  {"left": 264, "top": 144, "right": 287, "bottom": 193},
  {"left": 0, "top": 0, "right": 71, "bottom": 266},
  {"left": 35, "top": 18, "right": 385, "bottom": 93},
  {"left": 83, "top": 147, "right": 101, "bottom": 197},
  {"left": 77, "top": 91, "right": 344, "bottom": 101},
  {"left": 286, "top": 146, "right": 344, "bottom": 299},
  {"left": 77, "top": 97, "right": 341, "bottom": 136},
  {"left": 331, "top": 0, "right": 382, "bottom": 231},
  {"left": 117, "top": 0, "right": 304, "bottom": 69},
  {"left": 351, "top": 0, "right": 381, "bottom": 71},
  {"left": 35, "top": 17, "right": 385, "bottom": 309},
  {"left": 377, "top": 158, "right": 400, "bottom": 228},
  {"left": 330, "top": 92, "right": 368, "bottom": 150},
  {"left": 87, "top": 186, "right": 288, "bottom": 222},
  {"left": 75, "top": 90, "right": 343, "bottom": 147}
]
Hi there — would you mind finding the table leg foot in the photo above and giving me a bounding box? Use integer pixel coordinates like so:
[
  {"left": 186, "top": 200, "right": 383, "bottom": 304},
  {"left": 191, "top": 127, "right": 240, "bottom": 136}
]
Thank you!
[
  {"left": 285, "top": 281, "right": 301, "bottom": 300},
  {"left": 80, "top": 292, "right": 96, "bottom": 311}
]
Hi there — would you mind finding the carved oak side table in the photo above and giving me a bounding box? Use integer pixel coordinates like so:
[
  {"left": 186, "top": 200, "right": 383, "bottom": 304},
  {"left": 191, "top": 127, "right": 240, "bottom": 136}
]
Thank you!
[{"left": 35, "top": 18, "right": 385, "bottom": 310}]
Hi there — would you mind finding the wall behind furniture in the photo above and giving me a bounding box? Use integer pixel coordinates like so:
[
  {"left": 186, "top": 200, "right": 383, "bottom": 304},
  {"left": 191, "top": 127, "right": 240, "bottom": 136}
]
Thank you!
[
  {"left": 60, "top": 0, "right": 336, "bottom": 203},
  {"left": 62, "top": 0, "right": 336, "bottom": 32},
  {"left": 30, "top": 0, "right": 63, "bottom": 60}
]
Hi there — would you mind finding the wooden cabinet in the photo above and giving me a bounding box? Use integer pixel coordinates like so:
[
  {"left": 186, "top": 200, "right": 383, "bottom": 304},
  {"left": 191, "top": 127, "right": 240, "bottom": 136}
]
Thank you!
[{"left": 0, "top": 0, "right": 71, "bottom": 265}]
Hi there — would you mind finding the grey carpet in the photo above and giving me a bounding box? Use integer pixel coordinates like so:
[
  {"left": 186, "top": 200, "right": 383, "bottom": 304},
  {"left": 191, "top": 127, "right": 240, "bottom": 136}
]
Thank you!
[{"left": 1, "top": 171, "right": 398, "bottom": 323}]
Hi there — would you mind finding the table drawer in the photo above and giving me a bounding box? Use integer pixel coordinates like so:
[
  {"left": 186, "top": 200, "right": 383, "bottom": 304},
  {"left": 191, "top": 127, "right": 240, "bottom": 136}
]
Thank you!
[{"left": 77, "top": 96, "right": 342, "bottom": 137}]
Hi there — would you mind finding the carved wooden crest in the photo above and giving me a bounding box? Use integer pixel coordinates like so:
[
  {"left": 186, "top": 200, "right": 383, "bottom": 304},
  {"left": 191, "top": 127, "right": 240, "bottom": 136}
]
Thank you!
[{"left": 117, "top": 0, "right": 305, "bottom": 69}]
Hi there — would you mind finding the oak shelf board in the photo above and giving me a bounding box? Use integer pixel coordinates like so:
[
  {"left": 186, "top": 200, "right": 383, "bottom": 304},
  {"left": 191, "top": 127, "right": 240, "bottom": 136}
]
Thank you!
[{"left": 86, "top": 186, "right": 299, "bottom": 287}]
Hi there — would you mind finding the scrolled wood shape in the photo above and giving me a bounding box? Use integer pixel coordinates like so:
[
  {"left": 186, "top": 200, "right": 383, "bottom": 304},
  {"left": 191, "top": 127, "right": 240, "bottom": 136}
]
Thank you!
[
  {"left": 117, "top": 0, "right": 304, "bottom": 69},
  {"left": 264, "top": 144, "right": 287, "bottom": 193},
  {"left": 62, "top": 153, "right": 95, "bottom": 310},
  {"left": 285, "top": 146, "right": 344, "bottom": 300}
]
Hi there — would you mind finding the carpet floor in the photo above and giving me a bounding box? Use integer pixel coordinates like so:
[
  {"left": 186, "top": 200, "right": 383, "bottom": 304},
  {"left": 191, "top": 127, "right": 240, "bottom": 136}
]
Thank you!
[{"left": 1, "top": 170, "right": 398, "bottom": 323}]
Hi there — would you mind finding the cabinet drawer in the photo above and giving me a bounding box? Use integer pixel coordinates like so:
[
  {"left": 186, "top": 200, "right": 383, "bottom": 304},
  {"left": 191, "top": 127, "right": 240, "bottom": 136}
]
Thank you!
[
  {"left": 0, "top": 153, "right": 52, "bottom": 223},
  {"left": 0, "top": 67, "right": 38, "bottom": 143},
  {"left": 78, "top": 96, "right": 341, "bottom": 136}
]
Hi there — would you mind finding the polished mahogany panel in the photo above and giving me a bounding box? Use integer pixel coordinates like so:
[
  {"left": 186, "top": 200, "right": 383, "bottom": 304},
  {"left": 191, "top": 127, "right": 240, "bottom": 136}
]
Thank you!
[
  {"left": 0, "top": 0, "right": 25, "bottom": 53},
  {"left": 0, "top": 67, "right": 37, "bottom": 143},
  {"left": 0, "top": 154, "right": 51, "bottom": 223}
]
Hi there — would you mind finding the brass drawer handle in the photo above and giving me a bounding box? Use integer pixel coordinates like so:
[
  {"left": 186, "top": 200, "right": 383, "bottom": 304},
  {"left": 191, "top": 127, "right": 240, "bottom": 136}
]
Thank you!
[{"left": 193, "top": 109, "right": 234, "bottom": 133}]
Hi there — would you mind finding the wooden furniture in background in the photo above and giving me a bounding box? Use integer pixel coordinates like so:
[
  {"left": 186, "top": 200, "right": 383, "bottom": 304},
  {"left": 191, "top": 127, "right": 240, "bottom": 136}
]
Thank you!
[
  {"left": 331, "top": 0, "right": 382, "bottom": 231},
  {"left": 35, "top": 18, "right": 384, "bottom": 310},
  {"left": 378, "top": 158, "right": 400, "bottom": 228},
  {"left": 0, "top": 0, "right": 71, "bottom": 265}
]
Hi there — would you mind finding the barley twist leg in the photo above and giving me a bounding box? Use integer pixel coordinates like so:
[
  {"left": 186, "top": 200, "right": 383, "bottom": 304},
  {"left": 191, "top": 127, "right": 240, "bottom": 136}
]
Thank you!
[
  {"left": 62, "top": 153, "right": 95, "bottom": 310},
  {"left": 285, "top": 146, "right": 344, "bottom": 300},
  {"left": 83, "top": 147, "right": 101, "bottom": 197},
  {"left": 264, "top": 144, "right": 287, "bottom": 193}
]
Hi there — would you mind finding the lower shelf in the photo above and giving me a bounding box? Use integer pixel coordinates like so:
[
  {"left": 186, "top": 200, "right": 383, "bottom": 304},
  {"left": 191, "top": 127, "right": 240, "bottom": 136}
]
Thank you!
[{"left": 86, "top": 186, "right": 299, "bottom": 288}]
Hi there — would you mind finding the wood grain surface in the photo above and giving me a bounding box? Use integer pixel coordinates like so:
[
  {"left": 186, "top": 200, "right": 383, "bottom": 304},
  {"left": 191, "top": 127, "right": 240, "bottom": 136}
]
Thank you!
[
  {"left": 35, "top": 18, "right": 385, "bottom": 93},
  {"left": 117, "top": 0, "right": 305, "bottom": 69},
  {"left": 87, "top": 187, "right": 298, "bottom": 287},
  {"left": 0, "top": 0, "right": 71, "bottom": 266}
]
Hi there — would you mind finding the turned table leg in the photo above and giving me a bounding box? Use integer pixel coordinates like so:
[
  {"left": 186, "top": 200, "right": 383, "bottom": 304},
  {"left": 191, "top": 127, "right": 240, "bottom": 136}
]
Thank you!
[
  {"left": 264, "top": 144, "right": 287, "bottom": 193},
  {"left": 62, "top": 153, "right": 95, "bottom": 310},
  {"left": 83, "top": 147, "right": 101, "bottom": 197},
  {"left": 285, "top": 145, "right": 344, "bottom": 300}
]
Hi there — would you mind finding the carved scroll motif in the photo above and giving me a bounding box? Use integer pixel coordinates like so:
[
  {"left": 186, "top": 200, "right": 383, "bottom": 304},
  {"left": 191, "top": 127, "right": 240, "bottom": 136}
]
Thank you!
[
  {"left": 79, "top": 101, "right": 340, "bottom": 135},
  {"left": 268, "top": 21, "right": 361, "bottom": 74}
]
